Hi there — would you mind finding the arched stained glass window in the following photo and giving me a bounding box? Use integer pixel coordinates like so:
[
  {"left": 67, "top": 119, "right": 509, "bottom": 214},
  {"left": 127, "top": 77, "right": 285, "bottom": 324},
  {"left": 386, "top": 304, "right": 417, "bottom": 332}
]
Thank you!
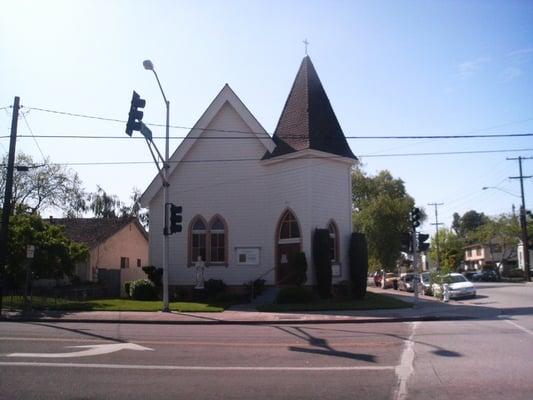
[
  {"left": 279, "top": 211, "right": 300, "bottom": 240},
  {"left": 209, "top": 216, "right": 227, "bottom": 264},
  {"left": 190, "top": 216, "right": 207, "bottom": 262}
]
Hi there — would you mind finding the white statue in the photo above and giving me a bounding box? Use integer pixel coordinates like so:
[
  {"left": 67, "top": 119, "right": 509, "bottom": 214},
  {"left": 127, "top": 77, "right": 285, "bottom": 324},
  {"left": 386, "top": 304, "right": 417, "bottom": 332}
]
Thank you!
[{"left": 194, "top": 256, "right": 206, "bottom": 289}]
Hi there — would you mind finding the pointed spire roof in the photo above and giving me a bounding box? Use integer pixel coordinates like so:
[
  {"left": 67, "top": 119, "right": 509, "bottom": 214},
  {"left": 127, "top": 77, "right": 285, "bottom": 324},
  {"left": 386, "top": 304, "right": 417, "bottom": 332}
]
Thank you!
[{"left": 267, "top": 56, "right": 357, "bottom": 160}]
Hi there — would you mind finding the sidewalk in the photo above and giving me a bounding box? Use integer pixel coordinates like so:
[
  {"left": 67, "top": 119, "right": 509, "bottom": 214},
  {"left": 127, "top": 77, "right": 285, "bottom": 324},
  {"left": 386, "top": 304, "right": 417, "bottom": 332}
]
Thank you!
[{"left": 1, "top": 287, "right": 501, "bottom": 325}]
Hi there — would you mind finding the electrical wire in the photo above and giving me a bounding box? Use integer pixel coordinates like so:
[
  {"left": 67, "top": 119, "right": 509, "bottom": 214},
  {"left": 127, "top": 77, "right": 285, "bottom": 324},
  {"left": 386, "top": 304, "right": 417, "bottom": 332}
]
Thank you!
[{"left": 19, "top": 106, "right": 533, "bottom": 140}]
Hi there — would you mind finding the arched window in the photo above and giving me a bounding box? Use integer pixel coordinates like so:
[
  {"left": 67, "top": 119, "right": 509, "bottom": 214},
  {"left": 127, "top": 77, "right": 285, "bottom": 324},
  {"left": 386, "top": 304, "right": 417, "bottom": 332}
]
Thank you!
[
  {"left": 209, "top": 216, "right": 227, "bottom": 264},
  {"left": 190, "top": 217, "right": 207, "bottom": 263},
  {"left": 279, "top": 210, "right": 300, "bottom": 240},
  {"left": 328, "top": 221, "right": 339, "bottom": 263}
]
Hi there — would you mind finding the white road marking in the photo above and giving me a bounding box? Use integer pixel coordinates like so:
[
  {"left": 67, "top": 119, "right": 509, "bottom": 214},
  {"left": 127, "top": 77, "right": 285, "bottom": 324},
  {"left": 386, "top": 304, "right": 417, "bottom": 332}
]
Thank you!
[
  {"left": 0, "top": 361, "right": 396, "bottom": 371},
  {"left": 6, "top": 342, "right": 153, "bottom": 358},
  {"left": 393, "top": 321, "right": 418, "bottom": 400},
  {"left": 500, "top": 317, "right": 533, "bottom": 337}
]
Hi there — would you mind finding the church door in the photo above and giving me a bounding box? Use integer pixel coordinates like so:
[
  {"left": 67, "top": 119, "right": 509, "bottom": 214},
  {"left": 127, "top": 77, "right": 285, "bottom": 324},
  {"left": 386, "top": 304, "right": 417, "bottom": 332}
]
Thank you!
[{"left": 276, "top": 210, "right": 302, "bottom": 286}]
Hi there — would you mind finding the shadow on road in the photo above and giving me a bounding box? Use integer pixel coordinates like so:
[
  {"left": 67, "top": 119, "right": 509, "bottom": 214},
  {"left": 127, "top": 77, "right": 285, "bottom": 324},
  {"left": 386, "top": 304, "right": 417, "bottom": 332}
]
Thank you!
[
  {"left": 30, "top": 322, "right": 126, "bottom": 343},
  {"left": 274, "top": 326, "right": 376, "bottom": 363}
]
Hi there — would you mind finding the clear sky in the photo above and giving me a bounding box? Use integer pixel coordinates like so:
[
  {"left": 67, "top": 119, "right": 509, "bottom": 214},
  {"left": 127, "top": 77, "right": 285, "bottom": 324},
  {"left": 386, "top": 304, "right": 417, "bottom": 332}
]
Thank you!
[{"left": 1, "top": 0, "right": 532, "bottom": 233}]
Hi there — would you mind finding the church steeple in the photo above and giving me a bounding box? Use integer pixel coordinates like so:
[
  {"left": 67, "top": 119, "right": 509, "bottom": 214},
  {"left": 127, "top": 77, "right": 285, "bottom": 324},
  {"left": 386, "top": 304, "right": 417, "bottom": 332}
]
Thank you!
[{"left": 267, "top": 56, "right": 357, "bottom": 160}]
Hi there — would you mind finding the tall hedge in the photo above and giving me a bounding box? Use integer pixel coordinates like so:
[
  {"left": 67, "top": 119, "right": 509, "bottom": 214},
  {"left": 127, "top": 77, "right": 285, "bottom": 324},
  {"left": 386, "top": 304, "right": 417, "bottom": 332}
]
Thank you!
[
  {"left": 313, "top": 228, "right": 332, "bottom": 298},
  {"left": 349, "top": 232, "right": 369, "bottom": 299}
]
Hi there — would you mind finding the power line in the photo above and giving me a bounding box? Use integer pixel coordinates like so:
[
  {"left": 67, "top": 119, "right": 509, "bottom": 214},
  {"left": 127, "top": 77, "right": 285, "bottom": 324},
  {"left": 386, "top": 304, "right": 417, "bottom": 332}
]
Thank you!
[
  {"left": 16, "top": 106, "right": 533, "bottom": 140},
  {"left": 3, "top": 132, "right": 533, "bottom": 140},
  {"left": 2, "top": 147, "right": 532, "bottom": 168}
]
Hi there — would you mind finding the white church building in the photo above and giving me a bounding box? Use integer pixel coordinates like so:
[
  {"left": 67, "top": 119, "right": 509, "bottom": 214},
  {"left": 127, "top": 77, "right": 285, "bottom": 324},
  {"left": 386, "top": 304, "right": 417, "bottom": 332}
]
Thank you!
[{"left": 140, "top": 56, "right": 358, "bottom": 288}]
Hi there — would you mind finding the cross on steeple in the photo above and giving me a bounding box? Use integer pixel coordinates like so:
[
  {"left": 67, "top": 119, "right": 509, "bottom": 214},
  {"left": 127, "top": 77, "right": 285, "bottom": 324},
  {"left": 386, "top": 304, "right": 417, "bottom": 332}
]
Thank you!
[{"left": 303, "top": 38, "right": 309, "bottom": 55}]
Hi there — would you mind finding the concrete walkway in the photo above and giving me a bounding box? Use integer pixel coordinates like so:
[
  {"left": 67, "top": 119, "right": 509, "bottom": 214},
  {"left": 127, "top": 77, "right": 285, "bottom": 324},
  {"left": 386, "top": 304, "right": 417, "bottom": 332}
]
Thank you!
[{"left": 1, "top": 287, "right": 501, "bottom": 325}]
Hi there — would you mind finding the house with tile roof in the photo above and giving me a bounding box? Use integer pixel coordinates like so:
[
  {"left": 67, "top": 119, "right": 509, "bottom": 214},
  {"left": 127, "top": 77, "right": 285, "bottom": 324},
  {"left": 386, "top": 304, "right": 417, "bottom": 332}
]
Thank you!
[
  {"left": 140, "top": 56, "right": 357, "bottom": 289},
  {"left": 50, "top": 216, "right": 148, "bottom": 295}
]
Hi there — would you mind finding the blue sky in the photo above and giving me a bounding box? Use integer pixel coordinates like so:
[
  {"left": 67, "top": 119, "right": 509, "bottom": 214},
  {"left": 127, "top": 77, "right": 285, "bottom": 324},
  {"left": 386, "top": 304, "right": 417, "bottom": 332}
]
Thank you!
[{"left": 1, "top": 0, "right": 532, "bottom": 233}]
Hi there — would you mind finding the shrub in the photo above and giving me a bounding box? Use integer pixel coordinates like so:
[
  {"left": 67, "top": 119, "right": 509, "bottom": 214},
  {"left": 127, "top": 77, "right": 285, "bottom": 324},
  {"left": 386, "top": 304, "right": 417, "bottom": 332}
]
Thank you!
[
  {"left": 245, "top": 278, "right": 266, "bottom": 299},
  {"left": 129, "top": 279, "right": 157, "bottom": 300},
  {"left": 313, "top": 228, "right": 332, "bottom": 298},
  {"left": 294, "top": 252, "right": 308, "bottom": 286},
  {"left": 349, "top": 232, "right": 369, "bottom": 299},
  {"left": 333, "top": 280, "right": 350, "bottom": 300},
  {"left": 124, "top": 281, "right": 132, "bottom": 298},
  {"left": 204, "top": 279, "right": 226, "bottom": 298},
  {"left": 276, "top": 286, "right": 315, "bottom": 304},
  {"left": 142, "top": 266, "right": 163, "bottom": 287}
]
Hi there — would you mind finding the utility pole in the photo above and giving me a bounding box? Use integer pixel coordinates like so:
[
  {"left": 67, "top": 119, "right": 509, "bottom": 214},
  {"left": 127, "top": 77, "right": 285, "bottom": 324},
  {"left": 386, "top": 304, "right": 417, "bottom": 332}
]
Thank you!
[
  {"left": 507, "top": 156, "right": 532, "bottom": 282},
  {"left": 0, "top": 96, "right": 21, "bottom": 313},
  {"left": 428, "top": 202, "right": 444, "bottom": 271}
]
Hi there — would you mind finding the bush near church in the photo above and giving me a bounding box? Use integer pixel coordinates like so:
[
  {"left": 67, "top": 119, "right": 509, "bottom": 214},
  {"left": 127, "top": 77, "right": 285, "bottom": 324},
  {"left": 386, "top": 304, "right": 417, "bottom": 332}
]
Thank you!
[
  {"left": 313, "top": 228, "right": 332, "bottom": 298},
  {"left": 349, "top": 232, "right": 369, "bottom": 299},
  {"left": 129, "top": 279, "right": 157, "bottom": 300}
]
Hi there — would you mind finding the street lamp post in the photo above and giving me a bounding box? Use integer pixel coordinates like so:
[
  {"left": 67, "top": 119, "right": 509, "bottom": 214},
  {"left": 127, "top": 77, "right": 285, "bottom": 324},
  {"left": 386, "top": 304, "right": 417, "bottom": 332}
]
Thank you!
[{"left": 143, "top": 60, "right": 171, "bottom": 312}]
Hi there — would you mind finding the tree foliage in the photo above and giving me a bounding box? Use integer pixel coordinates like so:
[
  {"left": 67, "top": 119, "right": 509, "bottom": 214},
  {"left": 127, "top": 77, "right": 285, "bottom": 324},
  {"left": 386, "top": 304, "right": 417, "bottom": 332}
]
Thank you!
[
  {"left": 451, "top": 210, "right": 489, "bottom": 239},
  {"left": 352, "top": 168, "right": 418, "bottom": 271},
  {"left": 4, "top": 212, "right": 89, "bottom": 288},
  {"left": 428, "top": 228, "right": 464, "bottom": 271},
  {"left": 1, "top": 152, "right": 86, "bottom": 216}
]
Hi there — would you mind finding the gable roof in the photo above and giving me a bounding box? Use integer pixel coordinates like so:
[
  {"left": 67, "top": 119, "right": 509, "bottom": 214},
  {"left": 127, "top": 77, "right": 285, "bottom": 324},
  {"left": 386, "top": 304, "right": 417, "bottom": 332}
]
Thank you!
[
  {"left": 264, "top": 56, "right": 357, "bottom": 160},
  {"left": 139, "top": 84, "right": 275, "bottom": 206},
  {"left": 49, "top": 217, "right": 147, "bottom": 248}
]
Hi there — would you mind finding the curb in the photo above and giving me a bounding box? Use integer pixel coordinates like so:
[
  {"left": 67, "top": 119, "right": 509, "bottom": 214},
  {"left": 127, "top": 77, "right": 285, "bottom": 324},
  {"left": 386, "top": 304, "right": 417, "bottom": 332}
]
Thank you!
[{"left": 0, "top": 315, "right": 477, "bottom": 325}]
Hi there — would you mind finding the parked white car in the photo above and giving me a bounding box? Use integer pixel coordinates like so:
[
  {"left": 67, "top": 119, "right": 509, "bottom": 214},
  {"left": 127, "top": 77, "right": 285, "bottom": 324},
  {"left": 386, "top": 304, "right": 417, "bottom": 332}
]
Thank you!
[{"left": 431, "top": 273, "right": 476, "bottom": 299}]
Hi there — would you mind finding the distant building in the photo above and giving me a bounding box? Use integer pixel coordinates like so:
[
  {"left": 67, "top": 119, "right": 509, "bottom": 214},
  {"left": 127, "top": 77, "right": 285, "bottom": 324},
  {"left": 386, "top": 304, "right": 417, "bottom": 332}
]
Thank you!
[
  {"left": 517, "top": 241, "right": 533, "bottom": 271},
  {"left": 464, "top": 242, "right": 516, "bottom": 271},
  {"left": 50, "top": 217, "right": 148, "bottom": 296},
  {"left": 140, "top": 56, "right": 358, "bottom": 288}
]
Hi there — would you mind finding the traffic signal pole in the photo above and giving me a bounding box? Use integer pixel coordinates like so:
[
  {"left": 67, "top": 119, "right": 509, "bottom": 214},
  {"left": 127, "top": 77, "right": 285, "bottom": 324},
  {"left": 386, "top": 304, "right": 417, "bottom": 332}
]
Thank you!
[
  {"left": 0, "top": 96, "right": 20, "bottom": 314},
  {"left": 412, "top": 226, "right": 419, "bottom": 307}
]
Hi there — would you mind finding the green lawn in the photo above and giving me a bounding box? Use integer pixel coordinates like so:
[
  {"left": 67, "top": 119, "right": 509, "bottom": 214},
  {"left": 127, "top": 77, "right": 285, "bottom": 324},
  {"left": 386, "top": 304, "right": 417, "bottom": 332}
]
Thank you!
[
  {"left": 2, "top": 296, "right": 227, "bottom": 312},
  {"left": 256, "top": 292, "right": 411, "bottom": 312}
]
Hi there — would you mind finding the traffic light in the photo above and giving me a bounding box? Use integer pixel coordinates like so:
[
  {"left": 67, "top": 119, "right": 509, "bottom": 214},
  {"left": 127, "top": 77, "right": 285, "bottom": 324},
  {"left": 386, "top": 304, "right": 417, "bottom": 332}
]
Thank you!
[
  {"left": 165, "top": 203, "right": 182, "bottom": 235},
  {"left": 410, "top": 207, "right": 421, "bottom": 228},
  {"left": 125, "top": 91, "right": 146, "bottom": 136},
  {"left": 418, "top": 233, "right": 430, "bottom": 252},
  {"left": 400, "top": 232, "right": 412, "bottom": 253}
]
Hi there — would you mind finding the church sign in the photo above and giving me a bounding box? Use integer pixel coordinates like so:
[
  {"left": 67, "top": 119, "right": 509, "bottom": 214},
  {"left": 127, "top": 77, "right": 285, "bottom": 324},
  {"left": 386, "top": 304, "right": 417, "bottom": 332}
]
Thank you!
[{"left": 235, "top": 247, "right": 260, "bottom": 266}]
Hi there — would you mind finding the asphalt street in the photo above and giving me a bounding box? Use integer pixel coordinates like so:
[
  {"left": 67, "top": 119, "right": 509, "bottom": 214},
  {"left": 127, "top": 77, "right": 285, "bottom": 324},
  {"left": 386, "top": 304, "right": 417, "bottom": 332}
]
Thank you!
[{"left": 1, "top": 282, "right": 532, "bottom": 400}]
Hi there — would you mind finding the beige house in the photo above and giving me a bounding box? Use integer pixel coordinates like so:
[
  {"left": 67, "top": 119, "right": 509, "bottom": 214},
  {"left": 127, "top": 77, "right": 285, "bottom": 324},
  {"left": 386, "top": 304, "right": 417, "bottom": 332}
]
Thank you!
[
  {"left": 51, "top": 217, "right": 149, "bottom": 296},
  {"left": 464, "top": 242, "right": 516, "bottom": 271}
]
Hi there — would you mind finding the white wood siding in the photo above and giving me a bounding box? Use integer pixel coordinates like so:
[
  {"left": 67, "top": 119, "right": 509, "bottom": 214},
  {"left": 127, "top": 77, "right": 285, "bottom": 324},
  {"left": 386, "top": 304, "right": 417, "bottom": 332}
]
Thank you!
[{"left": 148, "top": 101, "right": 353, "bottom": 286}]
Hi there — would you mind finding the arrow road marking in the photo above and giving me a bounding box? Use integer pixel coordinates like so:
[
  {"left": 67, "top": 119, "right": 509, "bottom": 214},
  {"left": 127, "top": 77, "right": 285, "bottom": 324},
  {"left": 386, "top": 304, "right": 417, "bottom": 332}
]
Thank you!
[{"left": 6, "top": 342, "right": 153, "bottom": 358}]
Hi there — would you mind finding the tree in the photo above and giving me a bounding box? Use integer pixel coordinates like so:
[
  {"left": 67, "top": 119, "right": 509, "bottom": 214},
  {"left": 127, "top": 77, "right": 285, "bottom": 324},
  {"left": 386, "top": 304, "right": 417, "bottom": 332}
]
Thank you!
[
  {"left": 352, "top": 168, "right": 418, "bottom": 271},
  {"left": 1, "top": 153, "right": 86, "bottom": 216},
  {"left": 87, "top": 186, "right": 123, "bottom": 218},
  {"left": 452, "top": 210, "right": 488, "bottom": 239},
  {"left": 3, "top": 212, "right": 88, "bottom": 288},
  {"left": 428, "top": 228, "right": 464, "bottom": 271}
]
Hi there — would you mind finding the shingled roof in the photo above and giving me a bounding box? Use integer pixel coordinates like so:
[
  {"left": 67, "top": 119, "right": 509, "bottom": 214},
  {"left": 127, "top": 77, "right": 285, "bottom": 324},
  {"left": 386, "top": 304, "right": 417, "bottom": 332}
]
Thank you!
[
  {"left": 49, "top": 217, "right": 147, "bottom": 249},
  {"left": 265, "top": 56, "right": 357, "bottom": 160}
]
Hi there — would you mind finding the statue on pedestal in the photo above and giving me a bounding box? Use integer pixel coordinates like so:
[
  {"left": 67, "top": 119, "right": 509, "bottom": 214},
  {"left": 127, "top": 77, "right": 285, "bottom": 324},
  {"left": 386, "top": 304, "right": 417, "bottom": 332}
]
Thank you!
[{"left": 194, "top": 256, "right": 206, "bottom": 290}]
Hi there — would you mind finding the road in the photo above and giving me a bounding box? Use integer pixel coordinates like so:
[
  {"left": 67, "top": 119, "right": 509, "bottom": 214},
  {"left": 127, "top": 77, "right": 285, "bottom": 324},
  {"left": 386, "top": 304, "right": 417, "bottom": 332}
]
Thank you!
[{"left": 1, "top": 282, "right": 532, "bottom": 400}]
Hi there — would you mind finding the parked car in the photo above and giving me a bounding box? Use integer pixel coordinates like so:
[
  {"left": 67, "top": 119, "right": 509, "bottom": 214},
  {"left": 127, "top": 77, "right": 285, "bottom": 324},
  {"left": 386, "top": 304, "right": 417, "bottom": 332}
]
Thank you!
[
  {"left": 420, "top": 272, "right": 432, "bottom": 295},
  {"left": 383, "top": 273, "right": 399, "bottom": 289},
  {"left": 471, "top": 269, "right": 499, "bottom": 282},
  {"left": 398, "top": 273, "right": 415, "bottom": 292},
  {"left": 463, "top": 271, "right": 478, "bottom": 281},
  {"left": 431, "top": 273, "right": 476, "bottom": 299}
]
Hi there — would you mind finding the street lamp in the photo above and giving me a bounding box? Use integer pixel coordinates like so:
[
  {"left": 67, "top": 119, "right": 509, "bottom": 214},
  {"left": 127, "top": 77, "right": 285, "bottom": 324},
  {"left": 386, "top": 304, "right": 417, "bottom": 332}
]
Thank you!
[
  {"left": 481, "top": 186, "right": 520, "bottom": 198},
  {"left": 143, "top": 59, "right": 171, "bottom": 312}
]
